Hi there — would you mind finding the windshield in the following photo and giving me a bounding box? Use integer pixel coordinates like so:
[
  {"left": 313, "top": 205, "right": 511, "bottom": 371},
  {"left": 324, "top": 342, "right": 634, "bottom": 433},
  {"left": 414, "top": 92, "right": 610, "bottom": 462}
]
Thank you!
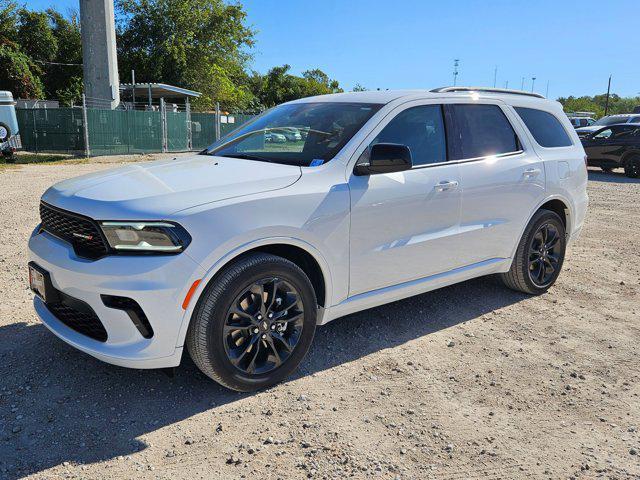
[
  {"left": 203, "top": 102, "right": 382, "bottom": 166},
  {"left": 594, "top": 116, "right": 628, "bottom": 126}
]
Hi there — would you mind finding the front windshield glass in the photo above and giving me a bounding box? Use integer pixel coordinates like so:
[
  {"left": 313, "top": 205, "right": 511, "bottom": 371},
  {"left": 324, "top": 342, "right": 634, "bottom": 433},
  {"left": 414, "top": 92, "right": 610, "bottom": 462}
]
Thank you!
[
  {"left": 204, "top": 102, "right": 382, "bottom": 166},
  {"left": 594, "top": 116, "right": 626, "bottom": 126}
]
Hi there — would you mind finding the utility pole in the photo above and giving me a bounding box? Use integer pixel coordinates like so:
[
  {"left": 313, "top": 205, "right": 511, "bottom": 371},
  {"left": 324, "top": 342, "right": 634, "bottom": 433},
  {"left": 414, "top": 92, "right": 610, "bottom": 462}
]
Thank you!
[
  {"left": 531, "top": 76, "right": 537, "bottom": 93},
  {"left": 453, "top": 59, "right": 460, "bottom": 86},
  {"left": 79, "top": 0, "right": 120, "bottom": 109},
  {"left": 493, "top": 66, "right": 498, "bottom": 88},
  {"left": 521, "top": 77, "right": 525, "bottom": 90},
  {"left": 131, "top": 70, "right": 136, "bottom": 110},
  {"left": 545, "top": 80, "right": 550, "bottom": 98},
  {"left": 504, "top": 80, "right": 509, "bottom": 89},
  {"left": 604, "top": 75, "right": 612, "bottom": 116}
]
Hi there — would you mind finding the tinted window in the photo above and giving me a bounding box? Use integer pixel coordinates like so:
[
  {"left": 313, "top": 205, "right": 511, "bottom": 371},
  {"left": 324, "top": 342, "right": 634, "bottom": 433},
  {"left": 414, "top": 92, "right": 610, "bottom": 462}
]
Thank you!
[
  {"left": 515, "top": 107, "right": 573, "bottom": 148},
  {"left": 594, "top": 128, "right": 613, "bottom": 139},
  {"left": 372, "top": 105, "right": 446, "bottom": 166},
  {"left": 449, "top": 104, "right": 520, "bottom": 160}
]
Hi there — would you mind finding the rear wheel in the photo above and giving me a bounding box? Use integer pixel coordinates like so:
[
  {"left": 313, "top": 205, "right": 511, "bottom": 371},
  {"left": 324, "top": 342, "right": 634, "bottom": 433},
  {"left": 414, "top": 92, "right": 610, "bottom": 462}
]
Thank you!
[
  {"left": 500, "top": 209, "right": 566, "bottom": 295},
  {"left": 186, "top": 253, "right": 317, "bottom": 392},
  {"left": 624, "top": 155, "right": 640, "bottom": 178}
]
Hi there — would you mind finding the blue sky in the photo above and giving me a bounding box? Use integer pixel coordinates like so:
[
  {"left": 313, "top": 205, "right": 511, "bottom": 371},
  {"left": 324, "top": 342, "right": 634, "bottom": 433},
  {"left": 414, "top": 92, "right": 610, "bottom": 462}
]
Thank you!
[{"left": 25, "top": 0, "right": 640, "bottom": 99}]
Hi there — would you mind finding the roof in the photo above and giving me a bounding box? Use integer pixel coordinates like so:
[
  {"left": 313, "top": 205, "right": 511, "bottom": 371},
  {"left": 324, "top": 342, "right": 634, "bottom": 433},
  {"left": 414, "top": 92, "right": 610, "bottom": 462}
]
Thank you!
[
  {"left": 286, "top": 86, "right": 550, "bottom": 105},
  {"left": 119, "top": 83, "right": 201, "bottom": 99}
]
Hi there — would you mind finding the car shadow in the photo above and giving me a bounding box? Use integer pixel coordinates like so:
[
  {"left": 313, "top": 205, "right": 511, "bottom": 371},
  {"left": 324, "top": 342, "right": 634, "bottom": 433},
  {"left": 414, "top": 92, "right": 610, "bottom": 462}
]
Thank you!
[
  {"left": 587, "top": 168, "right": 640, "bottom": 184},
  {"left": 0, "top": 275, "right": 527, "bottom": 478}
]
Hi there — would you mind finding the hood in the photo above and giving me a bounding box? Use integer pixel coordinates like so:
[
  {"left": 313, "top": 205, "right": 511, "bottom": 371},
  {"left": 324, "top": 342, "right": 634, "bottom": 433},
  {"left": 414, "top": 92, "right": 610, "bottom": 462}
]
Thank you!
[
  {"left": 575, "top": 125, "right": 601, "bottom": 134},
  {"left": 42, "top": 155, "right": 302, "bottom": 219}
]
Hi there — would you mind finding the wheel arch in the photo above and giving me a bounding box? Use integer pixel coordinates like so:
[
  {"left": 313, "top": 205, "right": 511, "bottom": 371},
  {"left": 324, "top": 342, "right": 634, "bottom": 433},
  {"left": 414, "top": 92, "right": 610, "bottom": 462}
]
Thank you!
[
  {"left": 508, "top": 195, "right": 572, "bottom": 262},
  {"left": 176, "top": 237, "right": 333, "bottom": 349},
  {"left": 621, "top": 149, "right": 640, "bottom": 166}
]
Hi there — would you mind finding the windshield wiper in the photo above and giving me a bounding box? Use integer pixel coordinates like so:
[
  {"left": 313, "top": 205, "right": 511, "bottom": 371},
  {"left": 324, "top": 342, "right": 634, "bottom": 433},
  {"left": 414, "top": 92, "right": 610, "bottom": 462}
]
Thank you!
[{"left": 217, "top": 153, "right": 274, "bottom": 163}]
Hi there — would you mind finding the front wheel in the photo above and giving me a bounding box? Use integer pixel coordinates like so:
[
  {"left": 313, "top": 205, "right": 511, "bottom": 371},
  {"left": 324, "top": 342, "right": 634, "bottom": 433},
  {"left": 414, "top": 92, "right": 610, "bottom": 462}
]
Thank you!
[
  {"left": 186, "top": 253, "right": 317, "bottom": 391},
  {"left": 500, "top": 209, "right": 566, "bottom": 295}
]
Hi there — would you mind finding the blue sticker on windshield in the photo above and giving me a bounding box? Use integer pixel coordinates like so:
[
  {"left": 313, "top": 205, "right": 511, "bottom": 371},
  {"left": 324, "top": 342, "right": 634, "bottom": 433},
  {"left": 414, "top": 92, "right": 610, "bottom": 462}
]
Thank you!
[{"left": 309, "top": 159, "right": 324, "bottom": 167}]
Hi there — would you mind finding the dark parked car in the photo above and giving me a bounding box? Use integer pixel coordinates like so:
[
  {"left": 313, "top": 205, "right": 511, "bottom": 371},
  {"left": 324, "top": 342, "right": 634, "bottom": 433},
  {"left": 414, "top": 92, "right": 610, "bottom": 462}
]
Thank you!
[{"left": 581, "top": 123, "right": 640, "bottom": 177}]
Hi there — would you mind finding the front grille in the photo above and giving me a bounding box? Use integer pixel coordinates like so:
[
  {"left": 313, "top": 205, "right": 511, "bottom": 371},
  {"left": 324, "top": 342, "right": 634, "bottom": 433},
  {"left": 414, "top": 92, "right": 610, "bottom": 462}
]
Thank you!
[
  {"left": 46, "top": 293, "right": 108, "bottom": 342},
  {"left": 40, "top": 202, "right": 108, "bottom": 259}
]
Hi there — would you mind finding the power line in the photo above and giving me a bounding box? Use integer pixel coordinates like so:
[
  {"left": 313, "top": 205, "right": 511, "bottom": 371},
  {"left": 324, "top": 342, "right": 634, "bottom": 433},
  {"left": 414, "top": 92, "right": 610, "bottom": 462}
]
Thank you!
[{"left": 32, "top": 59, "right": 82, "bottom": 66}]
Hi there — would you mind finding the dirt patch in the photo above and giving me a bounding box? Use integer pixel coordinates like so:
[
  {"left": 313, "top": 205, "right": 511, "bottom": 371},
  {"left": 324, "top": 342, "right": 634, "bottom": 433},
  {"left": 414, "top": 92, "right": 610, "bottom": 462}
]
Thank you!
[{"left": 0, "top": 161, "right": 639, "bottom": 479}]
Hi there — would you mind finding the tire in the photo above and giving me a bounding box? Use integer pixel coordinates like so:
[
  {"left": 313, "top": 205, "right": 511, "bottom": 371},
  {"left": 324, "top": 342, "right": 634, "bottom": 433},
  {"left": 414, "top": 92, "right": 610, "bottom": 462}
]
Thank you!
[
  {"left": 0, "top": 123, "right": 10, "bottom": 143},
  {"left": 186, "top": 253, "right": 317, "bottom": 391},
  {"left": 624, "top": 155, "right": 640, "bottom": 178},
  {"left": 500, "top": 209, "right": 566, "bottom": 295}
]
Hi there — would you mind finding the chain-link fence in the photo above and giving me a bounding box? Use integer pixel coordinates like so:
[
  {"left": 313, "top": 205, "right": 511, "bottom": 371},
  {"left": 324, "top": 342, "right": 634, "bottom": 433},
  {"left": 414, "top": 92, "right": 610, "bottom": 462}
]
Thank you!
[{"left": 15, "top": 104, "right": 256, "bottom": 157}]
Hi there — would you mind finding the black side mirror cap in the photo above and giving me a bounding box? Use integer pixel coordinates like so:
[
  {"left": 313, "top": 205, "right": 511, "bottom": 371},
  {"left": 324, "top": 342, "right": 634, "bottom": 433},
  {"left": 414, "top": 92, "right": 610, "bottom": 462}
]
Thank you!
[{"left": 354, "top": 143, "right": 413, "bottom": 176}]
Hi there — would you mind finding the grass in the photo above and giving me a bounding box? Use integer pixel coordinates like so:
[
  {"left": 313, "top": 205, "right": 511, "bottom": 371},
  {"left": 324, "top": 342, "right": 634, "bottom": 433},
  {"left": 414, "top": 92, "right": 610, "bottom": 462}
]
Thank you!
[{"left": 0, "top": 151, "right": 94, "bottom": 167}]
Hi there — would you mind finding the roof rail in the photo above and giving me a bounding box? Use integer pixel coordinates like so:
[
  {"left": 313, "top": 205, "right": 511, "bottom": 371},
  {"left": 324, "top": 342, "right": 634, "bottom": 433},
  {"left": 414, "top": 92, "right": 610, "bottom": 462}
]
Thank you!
[{"left": 430, "top": 86, "right": 545, "bottom": 99}]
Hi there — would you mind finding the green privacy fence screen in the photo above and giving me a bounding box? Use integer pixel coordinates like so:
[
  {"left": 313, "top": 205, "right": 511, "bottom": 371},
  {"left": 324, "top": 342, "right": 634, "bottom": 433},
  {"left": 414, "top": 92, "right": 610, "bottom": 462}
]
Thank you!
[
  {"left": 16, "top": 108, "right": 255, "bottom": 156},
  {"left": 16, "top": 108, "right": 84, "bottom": 153},
  {"left": 87, "top": 109, "right": 164, "bottom": 156}
]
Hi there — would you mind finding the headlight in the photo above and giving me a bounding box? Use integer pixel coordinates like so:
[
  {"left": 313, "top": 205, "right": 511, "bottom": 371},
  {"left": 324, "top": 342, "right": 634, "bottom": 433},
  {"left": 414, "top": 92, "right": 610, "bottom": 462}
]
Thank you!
[{"left": 100, "top": 222, "right": 191, "bottom": 253}]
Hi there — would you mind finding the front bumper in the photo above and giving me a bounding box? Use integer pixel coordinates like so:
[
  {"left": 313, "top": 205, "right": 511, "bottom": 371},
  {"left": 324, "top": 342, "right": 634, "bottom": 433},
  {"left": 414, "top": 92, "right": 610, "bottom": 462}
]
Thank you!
[{"left": 28, "top": 229, "right": 205, "bottom": 369}]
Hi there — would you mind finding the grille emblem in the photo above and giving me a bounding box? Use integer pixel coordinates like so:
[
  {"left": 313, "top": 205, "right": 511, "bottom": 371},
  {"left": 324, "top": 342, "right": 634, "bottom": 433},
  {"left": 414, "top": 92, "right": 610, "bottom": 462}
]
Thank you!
[{"left": 72, "top": 232, "right": 94, "bottom": 240}]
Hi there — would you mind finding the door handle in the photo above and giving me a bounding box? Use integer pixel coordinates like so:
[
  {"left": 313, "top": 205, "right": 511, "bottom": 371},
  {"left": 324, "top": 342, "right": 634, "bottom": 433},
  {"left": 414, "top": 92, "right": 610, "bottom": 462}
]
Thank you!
[
  {"left": 523, "top": 168, "right": 541, "bottom": 178},
  {"left": 434, "top": 180, "right": 459, "bottom": 192}
]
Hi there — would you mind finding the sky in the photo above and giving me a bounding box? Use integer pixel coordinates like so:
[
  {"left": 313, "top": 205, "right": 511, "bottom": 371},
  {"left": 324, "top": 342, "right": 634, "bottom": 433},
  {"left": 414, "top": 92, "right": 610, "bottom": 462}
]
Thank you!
[{"left": 25, "top": 0, "right": 640, "bottom": 99}]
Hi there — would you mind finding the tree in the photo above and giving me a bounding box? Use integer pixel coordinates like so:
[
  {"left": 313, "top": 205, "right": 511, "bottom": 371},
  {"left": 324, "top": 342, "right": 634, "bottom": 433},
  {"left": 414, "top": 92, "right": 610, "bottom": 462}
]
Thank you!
[
  {"left": 45, "top": 9, "right": 82, "bottom": 105},
  {"left": 352, "top": 83, "right": 368, "bottom": 92},
  {"left": 557, "top": 94, "right": 640, "bottom": 118},
  {"left": 0, "top": 43, "right": 44, "bottom": 98},
  {"left": 116, "top": 0, "right": 256, "bottom": 111},
  {"left": 251, "top": 64, "right": 343, "bottom": 108}
]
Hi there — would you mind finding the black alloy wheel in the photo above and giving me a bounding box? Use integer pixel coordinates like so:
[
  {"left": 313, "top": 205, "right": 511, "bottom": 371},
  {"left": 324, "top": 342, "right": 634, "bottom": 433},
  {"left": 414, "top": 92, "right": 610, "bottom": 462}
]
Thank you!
[
  {"left": 187, "top": 253, "right": 317, "bottom": 392},
  {"left": 527, "top": 223, "right": 561, "bottom": 288},
  {"left": 625, "top": 156, "right": 640, "bottom": 178},
  {"left": 224, "top": 277, "right": 304, "bottom": 375},
  {"left": 500, "top": 209, "right": 566, "bottom": 295}
]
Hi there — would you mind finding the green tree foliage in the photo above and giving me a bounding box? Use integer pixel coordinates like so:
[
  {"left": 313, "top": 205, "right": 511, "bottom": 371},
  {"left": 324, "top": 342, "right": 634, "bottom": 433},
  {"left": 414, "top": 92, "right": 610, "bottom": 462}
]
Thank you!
[
  {"left": 1, "top": 0, "right": 348, "bottom": 111},
  {"left": 0, "top": 43, "right": 44, "bottom": 98},
  {"left": 116, "top": 0, "right": 256, "bottom": 111},
  {"left": 45, "top": 9, "right": 83, "bottom": 105},
  {"left": 0, "top": 4, "right": 82, "bottom": 105},
  {"left": 251, "top": 64, "right": 343, "bottom": 108},
  {"left": 558, "top": 94, "right": 640, "bottom": 118}
]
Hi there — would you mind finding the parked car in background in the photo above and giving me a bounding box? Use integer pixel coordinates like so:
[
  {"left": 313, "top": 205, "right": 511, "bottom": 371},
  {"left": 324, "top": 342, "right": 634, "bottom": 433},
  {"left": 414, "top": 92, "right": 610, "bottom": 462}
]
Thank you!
[
  {"left": 576, "top": 113, "right": 640, "bottom": 137},
  {"left": 28, "top": 87, "right": 588, "bottom": 391},
  {"left": 277, "top": 127, "right": 302, "bottom": 142},
  {"left": 0, "top": 90, "right": 18, "bottom": 159},
  {"left": 581, "top": 123, "right": 640, "bottom": 177},
  {"left": 568, "top": 116, "right": 595, "bottom": 128},
  {"left": 265, "top": 131, "right": 286, "bottom": 143}
]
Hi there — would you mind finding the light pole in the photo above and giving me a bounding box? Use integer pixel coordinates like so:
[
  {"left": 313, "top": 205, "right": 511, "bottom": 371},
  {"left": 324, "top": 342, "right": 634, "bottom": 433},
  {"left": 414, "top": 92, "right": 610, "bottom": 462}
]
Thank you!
[
  {"left": 453, "top": 59, "right": 460, "bottom": 86},
  {"left": 531, "top": 76, "right": 536, "bottom": 93}
]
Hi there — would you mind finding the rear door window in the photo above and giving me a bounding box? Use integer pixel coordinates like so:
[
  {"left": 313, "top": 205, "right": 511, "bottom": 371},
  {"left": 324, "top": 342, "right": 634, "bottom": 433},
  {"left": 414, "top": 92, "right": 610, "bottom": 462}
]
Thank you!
[
  {"left": 448, "top": 104, "right": 520, "bottom": 160},
  {"left": 514, "top": 107, "right": 573, "bottom": 148}
]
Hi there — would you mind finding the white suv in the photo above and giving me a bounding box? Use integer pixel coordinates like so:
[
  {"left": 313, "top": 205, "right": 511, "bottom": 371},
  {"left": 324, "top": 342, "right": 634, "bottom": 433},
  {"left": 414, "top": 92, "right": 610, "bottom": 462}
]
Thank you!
[{"left": 28, "top": 87, "right": 588, "bottom": 391}]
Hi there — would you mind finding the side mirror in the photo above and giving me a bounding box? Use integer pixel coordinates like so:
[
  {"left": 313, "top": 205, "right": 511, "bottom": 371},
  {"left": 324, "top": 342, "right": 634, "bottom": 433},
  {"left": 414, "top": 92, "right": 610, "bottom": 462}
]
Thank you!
[{"left": 354, "top": 143, "right": 413, "bottom": 176}]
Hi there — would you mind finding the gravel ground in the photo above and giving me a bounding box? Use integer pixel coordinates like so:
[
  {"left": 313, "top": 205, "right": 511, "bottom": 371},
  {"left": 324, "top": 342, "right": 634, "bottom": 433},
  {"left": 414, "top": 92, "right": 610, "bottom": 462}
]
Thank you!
[{"left": 0, "top": 158, "right": 639, "bottom": 479}]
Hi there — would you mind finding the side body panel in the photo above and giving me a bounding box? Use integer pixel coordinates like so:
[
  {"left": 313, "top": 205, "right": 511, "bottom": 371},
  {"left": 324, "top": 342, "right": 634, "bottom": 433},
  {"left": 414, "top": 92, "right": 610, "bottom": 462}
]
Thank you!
[{"left": 455, "top": 101, "right": 547, "bottom": 265}]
